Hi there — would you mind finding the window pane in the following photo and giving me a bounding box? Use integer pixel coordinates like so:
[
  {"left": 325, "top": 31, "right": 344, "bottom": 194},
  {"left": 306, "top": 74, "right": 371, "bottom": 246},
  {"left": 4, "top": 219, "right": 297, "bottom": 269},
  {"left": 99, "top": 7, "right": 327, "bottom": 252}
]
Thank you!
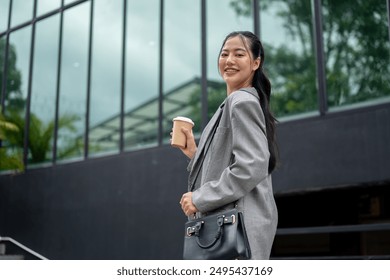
[
  {"left": 260, "top": 0, "right": 317, "bottom": 119},
  {"left": 2, "top": 27, "right": 32, "bottom": 171},
  {"left": 37, "top": 0, "right": 61, "bottom": 17},
  {"left": 10, "top": 0, "right": 34, "bottom": 27},
  {"left": 29, "top": 15, "right": 60, "bottom": 166},
  {"left": 0, "top": 0, "right": 10, "bottom": 33},
  {"left": 124, "top": 0, "right": 159, "bottom": 150},
  {"left": 7, "top": 27, "right": 31, "bottom": 110},
  {"left": 207, "top": 0, "right": 253, "bottom": 120},
  {"left": 322, "top": 0, "right": 390, "bottom": 110},
  {"left": 0, "top": 37, "right": 5, "bottom": 104},
  {"left": 57, "top": 2, "right": 90, "bottom": 163},
  {"left": 89, "top": 0, "right": 123, "bottom": 157},
  {"left": 163, "top": 0, "right": 201, "bottom": 139}
]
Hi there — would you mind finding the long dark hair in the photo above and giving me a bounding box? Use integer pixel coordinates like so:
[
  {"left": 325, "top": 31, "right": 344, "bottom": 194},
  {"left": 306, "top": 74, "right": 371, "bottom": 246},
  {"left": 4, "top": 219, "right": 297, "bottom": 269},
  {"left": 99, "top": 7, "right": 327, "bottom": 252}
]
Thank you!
[{"left": 219, "top": 31, "right": 278, "bottom": 173}]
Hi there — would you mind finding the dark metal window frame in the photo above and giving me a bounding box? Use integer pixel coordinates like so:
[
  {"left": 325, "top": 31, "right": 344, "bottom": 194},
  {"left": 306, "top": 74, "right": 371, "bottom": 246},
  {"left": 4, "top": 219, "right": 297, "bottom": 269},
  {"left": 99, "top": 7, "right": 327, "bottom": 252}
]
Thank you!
[
  {"left": 84, "top": 0, "right": 93, "bottom": 158},
  {"left": 312, "top": 0, "right": 328, "bottom": 116},
  {"left": 52, "top": 0, "right": 65, "bottom": 164},
  {"left": 158, "top": 0, "right": 164, "bottom": 146},
  {"left": 0, "top": 0, "right": 90, "bottom": 168},
  {"left": 388, "top": 0, "right": 390, "bottom": 43},
  {"left": 0, "top": 0, "right": 389, "bottom": 169}
]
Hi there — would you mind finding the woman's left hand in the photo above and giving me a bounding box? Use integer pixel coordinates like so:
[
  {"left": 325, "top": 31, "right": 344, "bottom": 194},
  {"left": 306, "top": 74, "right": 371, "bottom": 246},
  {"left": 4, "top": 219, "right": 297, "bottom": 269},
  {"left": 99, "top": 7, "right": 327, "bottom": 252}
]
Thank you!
[{"left": 180, "top": 192, "right": 198, "bottom": 216}]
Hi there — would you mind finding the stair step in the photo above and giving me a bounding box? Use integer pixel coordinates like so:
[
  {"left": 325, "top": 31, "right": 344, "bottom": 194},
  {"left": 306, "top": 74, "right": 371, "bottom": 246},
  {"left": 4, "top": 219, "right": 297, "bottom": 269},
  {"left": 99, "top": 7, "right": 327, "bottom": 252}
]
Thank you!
[
  {"left": 0, "top": 243, "right": 5, "bottom": 255},
  {"left": 0, "top": 254, "right": 24, "bottom": 260}
]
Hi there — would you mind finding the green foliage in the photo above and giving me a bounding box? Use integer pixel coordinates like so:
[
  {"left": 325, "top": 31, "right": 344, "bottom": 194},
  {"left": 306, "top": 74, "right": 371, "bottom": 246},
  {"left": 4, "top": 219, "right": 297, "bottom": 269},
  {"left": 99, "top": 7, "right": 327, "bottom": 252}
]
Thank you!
[
  {"left": 1, "top": 37, "right": 25, "bottom": 172},
  {"left": 0, "top": 148, "right": 24, "bottom": 171},
  {"left": 29, "top": 113, "right": 80, "bottom": 163},
  {"left": 207, "top": 85, "right": 227, "bottom": 117},
  {"left": 229, "top": 0, "right": 253, "bottom": 17},
  {"left": 322, "top": 0, "right": 390, "bottom": 106},
  {"left": 188, "top": 82, "right": 226, "bottom": 130},
  {"left": 0, "top": 38, "right": 25, "bottom": 111},
  {"left": 1, "top": 109, "right": 82, "bottom": 171},
  {"left": 266, "top": 44, "right": 318, "bottom": 115},
  {"left": 1, "top": 37, "right": 81, "bottom": 170},
  {"left": 2, "top": 109, "right": 81, "bottom": 164},
  {"left": 229, "top": 0, "right": 390, "bottom": 118},
  {"left": 0, "top": 109, "right": 24, "bottom": 172}
]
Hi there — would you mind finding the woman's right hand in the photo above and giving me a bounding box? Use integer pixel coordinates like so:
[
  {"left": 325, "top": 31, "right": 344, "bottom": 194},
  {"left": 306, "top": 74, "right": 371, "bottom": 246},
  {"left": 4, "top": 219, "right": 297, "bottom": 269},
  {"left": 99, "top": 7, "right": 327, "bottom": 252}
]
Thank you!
[{"left": 179, "top": 127, "right": 197, "bottom": 159}]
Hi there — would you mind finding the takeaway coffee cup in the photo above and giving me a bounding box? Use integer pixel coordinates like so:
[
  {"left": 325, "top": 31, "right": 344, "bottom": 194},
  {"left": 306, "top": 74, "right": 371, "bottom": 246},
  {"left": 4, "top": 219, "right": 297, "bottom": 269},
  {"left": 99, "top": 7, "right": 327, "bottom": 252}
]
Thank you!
[{"left": 171, "top": 116, "right": 194, "bottom": 149}]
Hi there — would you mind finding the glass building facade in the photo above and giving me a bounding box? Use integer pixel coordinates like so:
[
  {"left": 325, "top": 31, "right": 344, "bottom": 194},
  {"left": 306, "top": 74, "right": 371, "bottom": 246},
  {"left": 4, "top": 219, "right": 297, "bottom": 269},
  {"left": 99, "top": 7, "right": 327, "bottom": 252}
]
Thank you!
[
  {"left": 1, "top": 0, "right": 390, "bottom": 260},
  {"left": 1, "top": 0, "right": 389, "bottom": 171}
]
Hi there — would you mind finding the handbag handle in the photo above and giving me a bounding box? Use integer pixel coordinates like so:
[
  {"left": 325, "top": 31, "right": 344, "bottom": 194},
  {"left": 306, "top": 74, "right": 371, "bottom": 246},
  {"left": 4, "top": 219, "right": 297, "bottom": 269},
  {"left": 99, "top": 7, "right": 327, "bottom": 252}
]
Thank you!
[
  {"left": 194, "top": 216, "right": 224, "bottom": 249},
  {"left": 188, "top": 213, "right": 236, "bottom": 249}
]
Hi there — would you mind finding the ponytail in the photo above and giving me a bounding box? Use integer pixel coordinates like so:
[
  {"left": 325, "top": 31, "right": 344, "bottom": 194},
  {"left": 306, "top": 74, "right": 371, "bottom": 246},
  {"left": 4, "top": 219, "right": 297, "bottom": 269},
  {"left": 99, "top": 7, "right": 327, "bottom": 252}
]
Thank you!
[
  {"left": 254, "top": 68, "right": 278, "bottom": 174},
  {"left": 221, "top": 31, "right": 279, "bottom": 174}
]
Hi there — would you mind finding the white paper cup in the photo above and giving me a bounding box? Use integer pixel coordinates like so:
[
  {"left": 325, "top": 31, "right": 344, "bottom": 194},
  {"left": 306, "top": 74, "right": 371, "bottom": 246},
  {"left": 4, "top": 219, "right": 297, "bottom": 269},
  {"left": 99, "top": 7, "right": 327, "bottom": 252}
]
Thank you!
[{"left": 171, "top": 116, "right": 194, "bottom": 148}]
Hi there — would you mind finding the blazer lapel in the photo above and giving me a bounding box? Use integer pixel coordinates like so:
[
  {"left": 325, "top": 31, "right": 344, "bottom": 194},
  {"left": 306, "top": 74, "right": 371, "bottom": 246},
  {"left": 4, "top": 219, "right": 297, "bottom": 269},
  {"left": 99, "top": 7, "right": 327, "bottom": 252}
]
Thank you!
[{"left": 188, "top": 102, "right": 225, "bottom": 189}]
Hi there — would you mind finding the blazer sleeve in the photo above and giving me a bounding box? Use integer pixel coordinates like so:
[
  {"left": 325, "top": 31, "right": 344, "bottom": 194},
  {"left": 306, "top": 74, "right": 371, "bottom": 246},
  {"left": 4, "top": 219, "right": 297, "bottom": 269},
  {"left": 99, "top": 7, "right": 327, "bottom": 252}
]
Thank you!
[{"left": 192, "top": 96, "right": 270, "bottom": 213}]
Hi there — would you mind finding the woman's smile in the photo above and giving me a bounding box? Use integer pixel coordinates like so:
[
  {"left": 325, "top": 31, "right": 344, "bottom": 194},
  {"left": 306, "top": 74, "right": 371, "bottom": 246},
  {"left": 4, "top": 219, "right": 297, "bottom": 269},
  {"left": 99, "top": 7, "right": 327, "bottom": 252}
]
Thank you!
[{"left": 224, "top": 67, "right": 239, "bottom": 74}]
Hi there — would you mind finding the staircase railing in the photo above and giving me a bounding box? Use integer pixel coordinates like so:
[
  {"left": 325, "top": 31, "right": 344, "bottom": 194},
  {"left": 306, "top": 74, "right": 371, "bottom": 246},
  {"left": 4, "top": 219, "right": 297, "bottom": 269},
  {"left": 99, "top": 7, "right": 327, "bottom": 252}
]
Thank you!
[{"left": 0, "top": 236, "right": 49, "bottom": 260}]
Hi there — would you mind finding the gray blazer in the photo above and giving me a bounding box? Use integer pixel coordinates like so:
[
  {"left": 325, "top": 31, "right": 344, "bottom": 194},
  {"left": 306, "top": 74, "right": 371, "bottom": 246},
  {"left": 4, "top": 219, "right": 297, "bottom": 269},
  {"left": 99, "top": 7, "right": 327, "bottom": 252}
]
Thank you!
[{"left": 187, "top": 87, "right": 278, "bottom": 260}]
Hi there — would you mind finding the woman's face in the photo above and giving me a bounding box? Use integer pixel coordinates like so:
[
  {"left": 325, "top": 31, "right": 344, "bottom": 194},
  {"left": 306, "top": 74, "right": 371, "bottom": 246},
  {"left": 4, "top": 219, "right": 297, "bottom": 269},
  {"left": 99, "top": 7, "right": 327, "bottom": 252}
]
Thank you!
[{"left": 218, "top": 36, "right": 260, "bottom": 95}]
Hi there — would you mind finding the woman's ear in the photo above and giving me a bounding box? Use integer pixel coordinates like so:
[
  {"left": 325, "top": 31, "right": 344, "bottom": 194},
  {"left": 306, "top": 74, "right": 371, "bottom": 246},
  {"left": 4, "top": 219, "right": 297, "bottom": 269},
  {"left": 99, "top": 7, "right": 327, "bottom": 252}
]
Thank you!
[{"left": 252, "top": 57, "right": 261, "bottom": 71}]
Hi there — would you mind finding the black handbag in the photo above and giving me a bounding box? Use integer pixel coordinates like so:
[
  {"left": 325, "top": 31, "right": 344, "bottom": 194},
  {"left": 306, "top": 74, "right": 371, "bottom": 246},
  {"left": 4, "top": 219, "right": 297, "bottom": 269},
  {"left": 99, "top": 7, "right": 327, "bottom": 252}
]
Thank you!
[
  {"left": 182, "top": 108, "right": 251, "bottom": 260},
  {"left": 183, "top": 208, "right": 251, "bottom": 260}
]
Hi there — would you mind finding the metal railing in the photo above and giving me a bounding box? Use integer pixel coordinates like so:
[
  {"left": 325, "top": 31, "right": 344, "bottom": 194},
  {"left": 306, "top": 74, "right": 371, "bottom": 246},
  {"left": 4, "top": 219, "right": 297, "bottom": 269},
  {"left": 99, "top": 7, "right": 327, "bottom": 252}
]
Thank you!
[
  {"left": 276, "top": 222, "right": 390, "bottom": 235},
  {"left": 273, "top": 222, "right": 390, "bottom": 260},
  {"left": 0, "top": 236, "right": 48, "bottom": 260}
]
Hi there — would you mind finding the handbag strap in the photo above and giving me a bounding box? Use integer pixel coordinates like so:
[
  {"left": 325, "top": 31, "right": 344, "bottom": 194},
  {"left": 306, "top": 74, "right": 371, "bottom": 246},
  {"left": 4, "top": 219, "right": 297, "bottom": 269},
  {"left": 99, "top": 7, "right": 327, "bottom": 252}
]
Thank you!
[{"left": 190, "top": 107, "right": 223, "bottom": 192}]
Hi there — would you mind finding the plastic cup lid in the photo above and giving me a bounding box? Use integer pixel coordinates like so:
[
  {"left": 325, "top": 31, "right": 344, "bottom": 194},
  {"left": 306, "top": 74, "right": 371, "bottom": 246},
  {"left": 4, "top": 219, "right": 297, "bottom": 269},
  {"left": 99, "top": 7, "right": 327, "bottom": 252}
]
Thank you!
[{"left": 172, "top": 116, "right": 194, "bottom": 126}]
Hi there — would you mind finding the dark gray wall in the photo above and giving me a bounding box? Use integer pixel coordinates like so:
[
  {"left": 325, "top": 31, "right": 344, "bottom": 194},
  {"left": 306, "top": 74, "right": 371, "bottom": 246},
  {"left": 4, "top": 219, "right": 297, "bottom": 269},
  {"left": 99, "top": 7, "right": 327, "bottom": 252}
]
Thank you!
[
  {"left": 1, "top": 103, "right": 389, "bottom": 259},
  {"left": 273, "top": 103, "right": 390, "bottom": 193},
  {"left": 0, "top": 147, "right": 190, "bottom": 259}
]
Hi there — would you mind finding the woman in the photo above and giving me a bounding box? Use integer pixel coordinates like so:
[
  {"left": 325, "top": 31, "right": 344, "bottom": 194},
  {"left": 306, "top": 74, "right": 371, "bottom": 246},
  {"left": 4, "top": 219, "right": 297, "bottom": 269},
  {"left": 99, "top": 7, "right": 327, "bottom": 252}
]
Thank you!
[{"left": 178, "top": 31, "right": 278, "bottom": 260}]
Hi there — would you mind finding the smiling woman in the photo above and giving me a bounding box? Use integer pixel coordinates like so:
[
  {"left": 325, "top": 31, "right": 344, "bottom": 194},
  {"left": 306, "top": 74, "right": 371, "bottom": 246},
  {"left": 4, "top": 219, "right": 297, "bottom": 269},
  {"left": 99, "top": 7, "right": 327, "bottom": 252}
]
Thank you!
[{"left": 176, "top": 31, "right": 279, "bottom": 260}]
